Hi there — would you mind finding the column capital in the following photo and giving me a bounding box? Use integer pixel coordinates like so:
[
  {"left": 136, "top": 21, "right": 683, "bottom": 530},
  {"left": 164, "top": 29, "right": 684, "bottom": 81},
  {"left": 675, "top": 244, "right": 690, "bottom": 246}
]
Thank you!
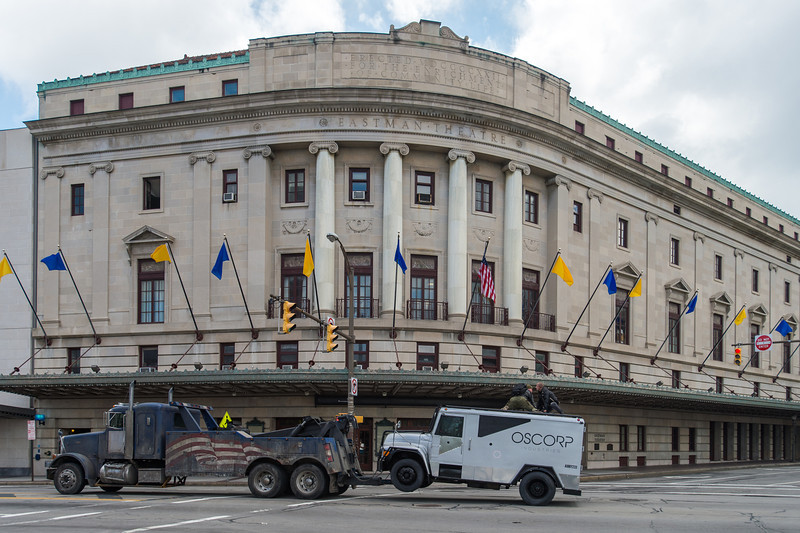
[
  {"left": 243, "top": 146, "right": 273, "bottom": 160},
  {"left": 645, "top": 212, "right": 659, "bottom": 225},
  {"left": 379, "top": 142, "right": 409, "bottom": 156},
  {"left": 693, "top": 231, "right": 706, "bottom": 243},
  {"left": 734, "top": 248, "right": 745, "bottom": 259},
  {"left": 502, "top": 160, "right": 530, "bottom": 175},
  {"left": 40, "top": 166, "right": 64, "bottom": 180},
  {"left": 447, "top": 148, "right": 475, "bottom": 163},
  {"left": 89, "top": 162, "right": 114, "bottom": 175},
  {"left": 309, "top": 141, "right": 339, "bottom": 155},
  {"left": 587, "top": 188, "right": 604, "bottom": 203},
  {"left": 189, "top": 151, "right": 216, "bottom": 165},
  {"left": 545, "top": 174, "right": 571, "bottom": 190}
]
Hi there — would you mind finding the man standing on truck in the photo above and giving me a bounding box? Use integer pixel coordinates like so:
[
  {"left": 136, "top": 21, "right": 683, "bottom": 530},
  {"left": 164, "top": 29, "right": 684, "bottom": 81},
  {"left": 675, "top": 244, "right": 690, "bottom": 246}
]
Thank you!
[{"left": 535, "top": 382, "right": 563, "bottom": 414}]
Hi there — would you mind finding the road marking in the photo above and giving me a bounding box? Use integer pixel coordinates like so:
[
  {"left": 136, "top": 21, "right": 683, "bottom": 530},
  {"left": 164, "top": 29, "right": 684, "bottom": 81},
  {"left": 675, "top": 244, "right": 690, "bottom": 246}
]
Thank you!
[
  {"left": 584, "top": 489, "right": 800, "bottom": 499},
  {"left": 121, "top": 515, "right": 230, "bottom": 532},
  {"left": 286, "top": 492, "right": 405, "bottom": 508},
  {"left": 0, "top": 511, "right": 103, "bottom": 527},
  {"left": 172, "top": 496, "right": 229, "bottom": 504},
  {"left": 0, "top": 511, "right": 48, "bottom": 518},
  {"left": 51, "top": 511, "right": 104, "bottom": 520}
]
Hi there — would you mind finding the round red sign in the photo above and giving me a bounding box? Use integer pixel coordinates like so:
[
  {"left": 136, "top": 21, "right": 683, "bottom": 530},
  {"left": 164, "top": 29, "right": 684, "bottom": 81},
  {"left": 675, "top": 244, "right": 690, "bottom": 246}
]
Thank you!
[{"left": 754, "top": 334, "right": 773, "bottom": 352}]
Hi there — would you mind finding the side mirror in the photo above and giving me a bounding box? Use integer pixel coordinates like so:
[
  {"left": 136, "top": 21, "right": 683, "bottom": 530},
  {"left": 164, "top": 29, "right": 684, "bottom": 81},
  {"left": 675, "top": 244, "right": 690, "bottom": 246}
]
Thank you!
[{"left": 395, "top": 420, "right": 401, "bottom": 430}]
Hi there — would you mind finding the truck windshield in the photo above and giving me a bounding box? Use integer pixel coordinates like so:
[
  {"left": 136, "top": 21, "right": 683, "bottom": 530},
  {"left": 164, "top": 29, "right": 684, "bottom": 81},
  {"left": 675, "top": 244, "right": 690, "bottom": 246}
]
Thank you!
[{"left": 107, "top": 411, "right": 124, "bottom": 429}]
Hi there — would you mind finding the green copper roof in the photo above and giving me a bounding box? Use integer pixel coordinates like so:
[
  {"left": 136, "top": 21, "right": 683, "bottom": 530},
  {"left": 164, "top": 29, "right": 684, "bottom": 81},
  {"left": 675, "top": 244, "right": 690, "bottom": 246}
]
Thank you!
[
  {"left": 37, "top": 51, "right": 249, "bottom": 93},
  {"left": 570, "top": 96, "right": 799, "bottom": 227}
]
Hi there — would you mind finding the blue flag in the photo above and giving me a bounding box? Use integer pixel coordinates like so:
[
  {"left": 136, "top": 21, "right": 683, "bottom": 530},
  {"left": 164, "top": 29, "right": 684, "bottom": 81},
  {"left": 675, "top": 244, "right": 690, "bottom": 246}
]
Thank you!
[
  {"left": 603, "top": 269, "right": 616, "bottom": 294},
  {"left": 41, "top": 252, "right": 66, "bottom": 271},
  {"left": 686, "top": 293, "right": 698, "bottom": 314},
  {"left": 776, "top": 319, "right": 793, "bottom": 338},
  {"left": 394, "top": 240, "right": 407, "bottom": 274},
  {"left": 211, "top": 242, "right": 229, "bottom": 280}
]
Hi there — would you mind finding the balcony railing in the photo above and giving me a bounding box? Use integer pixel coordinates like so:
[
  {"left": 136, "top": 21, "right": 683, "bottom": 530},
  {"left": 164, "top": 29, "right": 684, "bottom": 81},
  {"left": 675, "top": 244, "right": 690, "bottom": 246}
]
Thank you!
[
  {"left": 470, "top": 303, "right": 508, "bottom": 326},
  {"left": 335, "top": 298, "right": 379, "bottom": 318},
  {"left": 523, "top": 312, "right": 556, "bottom": 332},
  {"left": 268, "top": 298, "right": 311, "bottom": 319},
  {"left": 406, "top": 299, "right": 448, "bottom": 321}
]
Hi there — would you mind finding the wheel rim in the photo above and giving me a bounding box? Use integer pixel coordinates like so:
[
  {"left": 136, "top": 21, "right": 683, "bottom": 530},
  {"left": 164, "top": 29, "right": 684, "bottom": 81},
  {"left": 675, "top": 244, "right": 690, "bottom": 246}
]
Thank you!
[
  {"left": 257, "top": 471, "right": 275, "bottom": 492},
  {"left": 397, "top": 466, "right": 417, "bottom": 485},
  {"left": 297, "top": 471, "right": 318, "bottom": 494},
  {"left": 527, "top": 480, "right": 545, "bottom": 498},
  {"left": 58, "top": 469, "right": 77, "bottom": 490}
]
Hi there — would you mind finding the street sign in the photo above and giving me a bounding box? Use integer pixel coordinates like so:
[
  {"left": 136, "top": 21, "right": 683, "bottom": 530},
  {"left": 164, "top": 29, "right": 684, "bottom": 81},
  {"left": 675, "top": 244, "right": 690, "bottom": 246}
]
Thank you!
[
  {"left": 328, "top": 317, "right": 335, "bottom": 325},
  {"left": 754, "top": 334, "right": 773, "bottom": 352},
  {"left": 351, "top": 377, "right": 358, "bottom": 396},
  {"left": 27, "top": 420, "right": 35, "bottom": 440}
]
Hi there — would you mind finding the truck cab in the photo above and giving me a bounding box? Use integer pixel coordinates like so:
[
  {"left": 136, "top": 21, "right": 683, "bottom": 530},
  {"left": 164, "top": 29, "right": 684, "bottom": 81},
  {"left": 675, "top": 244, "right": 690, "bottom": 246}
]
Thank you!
[{"left": 379, "top": 406, "right": 585, "bottom": 505}]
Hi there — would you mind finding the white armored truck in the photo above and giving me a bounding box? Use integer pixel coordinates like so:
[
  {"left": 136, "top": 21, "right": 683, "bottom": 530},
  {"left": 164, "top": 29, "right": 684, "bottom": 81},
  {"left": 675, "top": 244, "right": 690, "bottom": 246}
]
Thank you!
[{"left": 379, "top": 406, "right": 585, "bottom": 505}]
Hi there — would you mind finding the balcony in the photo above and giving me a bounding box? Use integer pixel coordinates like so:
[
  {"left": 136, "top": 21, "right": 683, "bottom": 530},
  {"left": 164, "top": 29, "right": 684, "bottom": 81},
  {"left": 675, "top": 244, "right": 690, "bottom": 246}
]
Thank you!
[
  {"left": 335, "top": 298, "right": 379, "bottom": 318},
  {"left": 268, "top": 298, "right": 311, "bottom": 319},
  {"left": 470, "top": 303, "right": 508, "bottom": 326},
  {"left": 406, "top": 299, "right": 448, "bottom": 321},
  {"left": 523, "top": 312, "right": 556, "bottom": 332}
]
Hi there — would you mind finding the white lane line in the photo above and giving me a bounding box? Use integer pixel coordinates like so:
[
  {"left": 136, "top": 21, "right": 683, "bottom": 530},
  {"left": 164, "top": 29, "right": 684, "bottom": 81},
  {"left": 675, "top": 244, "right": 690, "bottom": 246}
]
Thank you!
[
  {"left": 0, "top": 510, "right": 49, "bottom": 518},
  {"left": 121, "top": 515, "right": 230, "bottom": 532},
  {"left": 171, "top": 497, "right": 228, "bottom": 504},
  {"left": 286, "top": 492, "right": 404, "bottom": 508},
  {"left": 0, "top": 511, "right": 103, "bottom": 527},
  {"left": 51, "top": 511, "right": 104, "bottom": 520},
  {"left": 129, "top": 505, "right": 155, "bottom": 510},
  {"left": 584, "top": 490, "right": 800, "bottom": 499}
]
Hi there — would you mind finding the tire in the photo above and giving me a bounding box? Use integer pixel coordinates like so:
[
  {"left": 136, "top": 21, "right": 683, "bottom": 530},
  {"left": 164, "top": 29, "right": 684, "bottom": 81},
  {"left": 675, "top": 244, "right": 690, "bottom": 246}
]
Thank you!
[
  {"left": 248, "top": 462, "right": 287, "bottom": 498},
  {"left": 54, "top": 462, "right": 86, "bottom": 495},
  {"left": 100, "top": 486, "right": 123, "bottom": 493},
  {"left": 518, "top": 471, "right": 556, "bottom": 506},
  {"left": 289, "top": 463, "right": 327, "bottom": 499},
  {"left": 332, "top": 483, "right": 349, "bottom": 496},
  {"left": 390, "top": 458, "right": 425, "bottom": 492}
]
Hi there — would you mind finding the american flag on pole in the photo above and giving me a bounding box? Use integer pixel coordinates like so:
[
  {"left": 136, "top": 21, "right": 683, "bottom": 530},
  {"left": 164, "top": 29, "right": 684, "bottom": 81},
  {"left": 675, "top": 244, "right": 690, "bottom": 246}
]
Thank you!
[{"left": 479, "top": 254, "right": 496, "bottom": 302}]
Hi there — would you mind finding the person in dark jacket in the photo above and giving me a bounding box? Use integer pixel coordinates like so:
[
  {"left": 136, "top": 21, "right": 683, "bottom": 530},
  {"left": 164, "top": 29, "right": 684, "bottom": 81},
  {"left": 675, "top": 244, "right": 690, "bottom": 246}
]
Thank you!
[
  {"left": 535, "top": 382, "right": 563, "bottom": 414},
  {"left": 503, "top": 383, "right": 534, "bottom": 411}
]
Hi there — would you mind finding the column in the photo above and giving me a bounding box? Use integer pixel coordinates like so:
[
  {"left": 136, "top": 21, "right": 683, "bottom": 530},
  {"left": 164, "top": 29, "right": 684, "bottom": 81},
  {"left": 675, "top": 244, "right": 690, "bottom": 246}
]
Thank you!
[
  {"left": 89, "top": 162, "right": 114, "bottom": 323},
  {"left": 644, "top": 212, "right": 659, "bottom": 347},
  {"left": 310, "top": 141, "right": 338, "bottom": 315},
  {"left": 446, "top": 149, "right": 475, "bottom": 319},
  {"left": 190, "top": 151, "right": 215, "bottom": 319},
  {"left": 380, "top": 143, "right": 409, "bottom": 317},
  {"left": 243, "top": 146, "right": 272, "bottom": 317},
  {"left": 693, "top": 232, "right": 705, "bottom": 356},
  {"left": 545, "top": 175, "right": 571, "bottom": 330},
  {"left": 503, "top": 161, "right": 529, "bottom": 325},
  {"left": 39, "top": 166, "right": 64, "bottom": 327},
  {"left": 586, "top": 189, "right": 604, "bottom": 335}
]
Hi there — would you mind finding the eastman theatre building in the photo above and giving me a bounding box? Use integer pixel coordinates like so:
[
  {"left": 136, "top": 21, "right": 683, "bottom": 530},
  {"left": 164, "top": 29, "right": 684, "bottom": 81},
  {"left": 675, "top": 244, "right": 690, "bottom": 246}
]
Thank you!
[{"left": 3, "top": 20, "right": 800, "bottom": 473}]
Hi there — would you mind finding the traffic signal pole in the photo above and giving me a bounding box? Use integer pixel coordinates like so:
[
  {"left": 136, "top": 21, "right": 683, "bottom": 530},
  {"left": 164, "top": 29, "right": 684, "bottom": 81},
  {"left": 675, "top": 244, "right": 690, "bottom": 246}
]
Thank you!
[{"left": 269, "top": 294, "right": 354, "bottom": 343}]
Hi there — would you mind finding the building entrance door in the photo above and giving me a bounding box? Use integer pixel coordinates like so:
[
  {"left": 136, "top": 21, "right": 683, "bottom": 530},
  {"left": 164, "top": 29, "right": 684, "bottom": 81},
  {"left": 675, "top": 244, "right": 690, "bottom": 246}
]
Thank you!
[{"left": 358, "top": 417, "right": 373, "bottom": 471}]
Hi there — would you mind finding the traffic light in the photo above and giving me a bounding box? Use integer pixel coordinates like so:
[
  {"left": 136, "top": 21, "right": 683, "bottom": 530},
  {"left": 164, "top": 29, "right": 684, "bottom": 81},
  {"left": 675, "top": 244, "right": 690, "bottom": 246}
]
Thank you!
[
  {"left": 326, "top": 323, "right": 339, "bottom": 352},
  {"left": 734, "top": 347, "right": 742, "bottom": 366},
  {"left": 282, "top": 301, "right": 297, "bottom": 334}
]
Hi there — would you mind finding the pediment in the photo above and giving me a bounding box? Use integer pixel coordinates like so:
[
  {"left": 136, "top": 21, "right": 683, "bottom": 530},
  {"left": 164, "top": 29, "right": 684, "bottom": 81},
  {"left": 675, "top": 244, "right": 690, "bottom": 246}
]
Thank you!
[
  {"left": 664, "top": 278, "right": 692, "bottom": 294},
  {"left": 122, "top": 226, "right": 174, "bottom": 263},
  {"left": 749, "top": 303, "right": 768, "bottom": 319},
  {"left": 613, "top": 262, "right": 641, "bottom": 280},
  {"left": 709, "top": 291, "right": 733, "bottom": 307},
  {"left": 784, "top": 314, "right": 798, "bottom": 330}
]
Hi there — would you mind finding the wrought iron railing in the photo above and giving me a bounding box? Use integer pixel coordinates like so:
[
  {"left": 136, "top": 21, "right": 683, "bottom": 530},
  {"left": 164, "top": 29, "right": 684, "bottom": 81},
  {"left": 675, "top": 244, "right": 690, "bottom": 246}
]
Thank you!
[
  {"left": 335, "top": 298, "right": 379, "bottom": 318},
  {"left": 522, "top": 312, "right": 556, "bottom": 332},
  {"left": 406, "top": 299, "right": 448, "bottom": 321},
  {"left": 470, "top": 304, "right": 508, "bottom": 326},
  {"left": 268, "top": 297, "right": 311, "bottom": 319}
]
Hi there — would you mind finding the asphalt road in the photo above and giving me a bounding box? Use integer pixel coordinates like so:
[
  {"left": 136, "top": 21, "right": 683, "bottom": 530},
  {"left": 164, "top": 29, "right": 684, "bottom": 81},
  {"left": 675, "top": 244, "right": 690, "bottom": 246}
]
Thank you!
[{"left": 2, "top": 466, "right": 799, "bottom": 532}]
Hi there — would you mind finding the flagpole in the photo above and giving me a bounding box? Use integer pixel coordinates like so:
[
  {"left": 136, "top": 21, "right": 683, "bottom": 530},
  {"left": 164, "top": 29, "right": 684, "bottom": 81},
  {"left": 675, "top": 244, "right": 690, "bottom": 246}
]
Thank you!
[
  {"left": 593, "top": 272, "right": 642, "bottom": 356},
  {"left": 773, "top": 340, "right": 800, "bottom": 382},
  {"left": 737, "top": 314, "right": 784, "bottom": 376},
  {"left": 223, "top": 235, "right": 257, "bottom": 339},
  {"left": 3, "top": 251, "right": 50, "bottom": 346},
  {"left": 391, "top": 233, "right": 400, "bottom": 339},
  {"left": 561, "top": 263, "right": 611, "bottom": 352},
  {"left": 166, "top": 242, "right": 202, "bottom": 341},
  {"left": 57, "top": 246, "right": 100, "bottom": 345},
  {"left": 650, "top": 290, "right": 698, "bottom": 364},
  {"left": 517, "top": 250, "right": 561, "bottom": 346},
  {"left": 308, "top": 232, "right": 322, "bottom": 333},
  {"left": 698, "top": 304, "right": 745, "bottom": 371},
  {"left": 458, "top": 239, "right": 489, "bottom": 342}
]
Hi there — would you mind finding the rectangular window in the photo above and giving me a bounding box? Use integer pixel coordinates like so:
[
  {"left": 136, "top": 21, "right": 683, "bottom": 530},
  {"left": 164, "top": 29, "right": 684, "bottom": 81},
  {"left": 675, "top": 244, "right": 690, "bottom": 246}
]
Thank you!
[
  {"left": 688, "top": 427, "right": 697, "bottom": 451},
  {"left": 220, "top": 343, "right": 235, "bottom": 369},
  {"left": 281, "top": 254, "right": 308, "bottom": 312},
  {"left": 779, "top": 224, "right": 785, "bottom": 233},
  {"left": 763, "top": 215, "right": 769, "bottom": 225},
  {"left": 71, "top": 184, "right": 84, "bottom": 216},
  {"left": 285, "top": 169, "right": 305, "bottom": 204},
  {"left": 672, "top": 369, "right": 681, "bottom": 389},
  {"left": 619, "top": 425, "right": 629, "bottom": 452},
  {"left": 345, "top": 253, "right": 373, "bottom": 318},
  {"left": 606, "top": 136, "right": 615, "bottom": 149},
  {"left": 669, "top": 238, "right": 680, "bottom": 266},
  {"left": 70, "top": 99, "right": 84, "bottom": 116},
  {"left": 143, "top": 176, "right": 161, "bottom": 210},
  {"left": 481, "top": 346, "right": 500, "bottom": 373},
  {"left": 637, "top": 425, "right": 646, "bottom": 451},
  {"left": 353, "top": 342, "right": 369, "bottom": 369},
  {"left": 535, "top": 351, "right": 549, "bottom": 374},
  {"left": 712, "top": 313, "right": 724, "bottom": 361},
  {"left": 752, "top": 269, "right": 759, "bottom": 293},
  {"left": 119, "top": 93, "right": 134, "bottom": 110},
  {"left": 661, "top": 164, "right": 668, "bottom": 176},
  {"left": 753, "top": 382, "right": 760, "bottom": 397},
  {"left": 523, "top": 190, "right": 538, "bottom": 224},
  {"left": 169, "top": 86, "right": 185, "bottom": 103},
  {"left": 714, "top": 254, "right": 723, "bottom": 280},
  {"left": 349, "top": 168, "right": 370, "bottom": 202},
  {"left": 706, "top": 187, "right": 714, "bottom": 198},
  {"left": 574, "top": 356, "right": 585, "bottom": 378},
  {"left": 715, "top": 376, "right": 723, "bottom": 393},
  {"left": 277, "top": 341, "right": 298, "bottom": 369},
  {"left": 787, "top": 387, "right": 793, "bottom": 401},
  {"left": 615, "top": 290, "right": 630, "bottom": 345},
  {"left": 471, "top": 260, "right": 495, "bottom": 324},
  {"left": 750, "top": 324, "right": 760, "bottom": 368},
  {"left": 67, "top": 347, "right": 81, "bottom": 374},
  {"left": 414, "top": 171, "right": 434, "bottom": 205},
  {"left": 668, "top": 302, "right": 681, "bottom": 354},
  {"left": 475, "top": 179, "right": 492, "bottom": 213},
  {"left": 417, "top": 342, "right": 438, "bottom": 371},
  {"left": 140, "top": 346, "right": 158, "bottom": 370},
  {"left": 635, "top": 151, "right": 643, "bottom": 163},
  {"left": 575, "top": 121, "right": 585, "bottom": 134},
  {"left": 522, "top": 268, "right": 541, "bottom": 328},
  {"left": 785, "top": 281, "right": 791, "bottom": 304},
  {"left": 617, "top": 218, "right": 628, "bottom": 248},
  {"left": 573, "top": 201, "right": 583, "bottom": 232},
  {"left": 222, "top": 79, "right": 238, "bottom": 96},
  {"left": 727, "top": 197, "right": 734, "bottom": 208},
  {"left": 223, "top": 169, "right": 238, "bottom": 201},
  {"left": 138, "top": 259, "right": 165, "bottom": 324},
  {"left": 746, "top": 207, "right": 752, "bottom": 217},
  {"left": 684, "top": 176, "right": 692, "bottom": 188},
  {"left": 619, "top": 362, "right": 630, "bottom": 382},
  {"left": 409, "top": 255, "right": 438, "bottom": 320},
  {"left": 783, "top": 343, "right": 792, "bottom": 374},
  {"left": 671, "top": 427, "right": 680, "bottom": 452},
  {"left": 673, "top": 204, "right": 681, "bottom": 215}
]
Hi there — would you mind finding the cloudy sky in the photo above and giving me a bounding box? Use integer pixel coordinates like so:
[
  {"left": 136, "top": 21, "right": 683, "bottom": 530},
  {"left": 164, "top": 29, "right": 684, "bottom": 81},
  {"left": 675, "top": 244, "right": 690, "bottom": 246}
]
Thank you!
[{"left": 1, "top": 0, "right": 798, "bottom": 218}]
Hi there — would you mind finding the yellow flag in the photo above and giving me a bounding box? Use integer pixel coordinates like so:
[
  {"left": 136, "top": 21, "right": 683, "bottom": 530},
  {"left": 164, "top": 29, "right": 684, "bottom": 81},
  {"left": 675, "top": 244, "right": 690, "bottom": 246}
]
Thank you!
[
  {"left": 630, "top": 277, "right": 642, "bottom": 297},
  {"left": 734, "top": 307, "right": 746, "bottom": 325},
  {"left": 0, "top": 257, "right": 11, "bottom": 280},
  {"left": 151, "top": 244, "right": 171, "bottom": 263},
  {"left": 303, "top": 237, "right": 314, "bottom": 277},
  {"left": 552, "top": 256, "right": 573, "bottom": 286}
]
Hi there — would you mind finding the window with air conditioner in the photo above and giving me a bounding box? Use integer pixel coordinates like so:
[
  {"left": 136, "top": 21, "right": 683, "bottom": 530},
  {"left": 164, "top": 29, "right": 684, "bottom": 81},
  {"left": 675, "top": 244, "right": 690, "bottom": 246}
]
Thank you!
[
  {"left": 414, "top": 171, "right": 435, "bottom": 205},
  {"left": 349, "top": 168, "right": 369, "bottom": 202},
  {"left": 223, "top": 169, "right": 238, "bottom": 203}
]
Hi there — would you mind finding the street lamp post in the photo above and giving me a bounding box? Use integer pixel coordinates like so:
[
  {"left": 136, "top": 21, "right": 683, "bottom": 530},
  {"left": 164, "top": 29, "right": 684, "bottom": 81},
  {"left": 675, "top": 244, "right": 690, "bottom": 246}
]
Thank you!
[{"left": 327, "top": 232, "right": 355, "bottom": 415}]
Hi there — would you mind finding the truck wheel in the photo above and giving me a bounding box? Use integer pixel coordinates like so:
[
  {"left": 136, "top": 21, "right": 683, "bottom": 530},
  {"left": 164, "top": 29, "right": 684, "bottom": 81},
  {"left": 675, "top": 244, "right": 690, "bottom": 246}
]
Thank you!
[
  {"left": 54, "top": 462, "right": 86, "bottom": 495},
  {"left": 100, "top": 486, "right": 123, "bottom": 493},
  {"left": 289, "top": 464, "right": 327, "bottom": 499},
  {"left": 518, "top": 471, "right": 556, "bottom": 506},
  {"left": 248, "top": 463, "right": 287, "bottom": 498},
  {"left": 390, "top": 458, "right": 424, "bottom": 492}
]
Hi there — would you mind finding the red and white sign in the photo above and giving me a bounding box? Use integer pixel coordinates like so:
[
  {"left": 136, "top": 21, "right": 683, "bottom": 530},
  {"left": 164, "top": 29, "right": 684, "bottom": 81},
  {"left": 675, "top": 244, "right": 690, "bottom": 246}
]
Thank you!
[
  {"left": 350, "top": 377, "right": 358, "bottom": 396},
  {"left": 327, "top": 317, "right": 335, "bottom": 326},
  {"left": 754, "top": 334, "right": 773, "bottom": 352},
  {"left": 27, "top": 420, "right": 36, "bottom": 440}
]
